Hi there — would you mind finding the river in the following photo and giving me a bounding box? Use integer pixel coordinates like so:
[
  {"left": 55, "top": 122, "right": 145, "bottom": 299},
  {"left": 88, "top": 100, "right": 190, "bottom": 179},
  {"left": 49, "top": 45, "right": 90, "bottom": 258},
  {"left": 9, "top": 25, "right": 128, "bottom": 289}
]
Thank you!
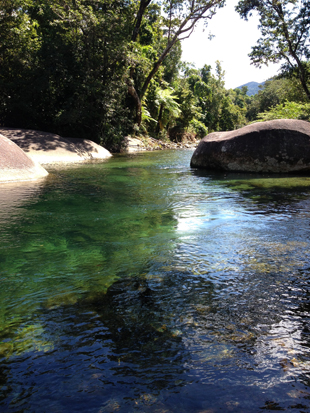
[{"left": 0, "top": 149, "right": 310, "bottom": 412}]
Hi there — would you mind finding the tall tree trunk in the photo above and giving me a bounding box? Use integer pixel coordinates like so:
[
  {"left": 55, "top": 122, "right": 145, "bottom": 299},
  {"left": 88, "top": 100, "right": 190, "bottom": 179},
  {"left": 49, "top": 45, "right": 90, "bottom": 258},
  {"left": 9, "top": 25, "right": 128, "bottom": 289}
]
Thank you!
[
  {"left": 140, "top": 40, "right": 175, "bottom": 101},
  {"left": 132, "top": 0, "right": 152, "bottom": 42},
  {"left": 156, "top": 103, "right": 164, "bottom": 135},
  {"left": 284, "top": 36, "right": 310, "bottom": 100},
  {"left": 139, "top": 3, "right": 213, "bottom": 101},
  {"left": 278, "top": 4, "right": 310, "bottom": 100},
  {"left": 127, "top": 79, "right": 142, "bottom": 126},
  {"left": 128, "top": 0, "right": 152, "bottom": 127},
  {"left": 129, "top": 0, "right": 223, "bottom": 125},
  {"left": 295, "top": 58, "right": 310, "bottom": 101},
  {"left": 131, "top": 37, "right": 175, "bottom": 127}
]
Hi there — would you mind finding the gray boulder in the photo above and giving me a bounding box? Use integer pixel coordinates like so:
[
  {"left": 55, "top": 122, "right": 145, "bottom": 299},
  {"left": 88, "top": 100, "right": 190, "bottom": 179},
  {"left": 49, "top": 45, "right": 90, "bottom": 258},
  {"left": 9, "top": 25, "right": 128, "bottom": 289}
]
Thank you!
[
  {"left": 0, "top": 133, "right": 48, "bottom": 183},
  {"left": 190, "top": 119, "right": 310, "bottom": 173},
  {"left": 0, "top": 128, "right": 112, "bottom": 164}
]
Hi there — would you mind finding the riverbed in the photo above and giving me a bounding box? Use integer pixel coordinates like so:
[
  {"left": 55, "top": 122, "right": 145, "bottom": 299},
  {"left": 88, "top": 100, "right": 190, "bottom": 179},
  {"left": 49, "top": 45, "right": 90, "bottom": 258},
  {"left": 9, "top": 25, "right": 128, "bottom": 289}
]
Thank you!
[{"left": 1, "top": 149, "right": 310, "bottom": 412}]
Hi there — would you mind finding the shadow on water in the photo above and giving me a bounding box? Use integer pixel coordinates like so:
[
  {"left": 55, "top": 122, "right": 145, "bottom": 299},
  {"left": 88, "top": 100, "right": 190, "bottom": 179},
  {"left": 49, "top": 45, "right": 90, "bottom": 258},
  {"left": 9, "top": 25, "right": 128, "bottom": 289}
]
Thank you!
[{"left": 191, "top": 168, "right": 310, "bottom": 216}]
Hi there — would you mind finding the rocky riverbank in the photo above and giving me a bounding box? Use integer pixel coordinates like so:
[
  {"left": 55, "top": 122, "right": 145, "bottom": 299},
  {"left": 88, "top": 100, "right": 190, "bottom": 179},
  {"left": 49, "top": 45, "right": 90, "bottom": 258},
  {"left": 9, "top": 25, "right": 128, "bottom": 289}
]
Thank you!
[
  {"left": 120, "top": 135, "right": 198, "bottom": 153},
  {"left": 0, "top": 128, "right": 198, "bottom": 183}
]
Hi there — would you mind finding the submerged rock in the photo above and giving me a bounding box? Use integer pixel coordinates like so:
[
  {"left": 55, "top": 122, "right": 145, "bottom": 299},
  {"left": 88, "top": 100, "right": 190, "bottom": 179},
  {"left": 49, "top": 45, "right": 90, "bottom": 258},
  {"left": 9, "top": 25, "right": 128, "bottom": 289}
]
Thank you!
[
  {"left": 0, "top": 133, "right": 48, "bottom": 182},
  {"left": 190, "top": 119, "right": 310, "bottom": 173}
]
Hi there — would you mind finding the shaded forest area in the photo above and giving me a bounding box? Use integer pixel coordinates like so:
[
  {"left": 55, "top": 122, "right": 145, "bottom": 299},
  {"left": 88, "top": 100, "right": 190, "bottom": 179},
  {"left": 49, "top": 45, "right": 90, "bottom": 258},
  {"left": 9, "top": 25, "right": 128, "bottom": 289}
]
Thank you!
[{"left": 0, "top": 0, "right": 309, "bottom": 151}]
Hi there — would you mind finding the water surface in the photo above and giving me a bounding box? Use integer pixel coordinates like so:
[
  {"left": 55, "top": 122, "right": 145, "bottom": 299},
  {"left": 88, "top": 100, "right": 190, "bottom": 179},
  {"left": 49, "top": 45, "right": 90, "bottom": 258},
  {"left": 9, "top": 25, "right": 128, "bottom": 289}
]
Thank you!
[{"left": 1, "top": 150, "right": 310, "bottom": 412}]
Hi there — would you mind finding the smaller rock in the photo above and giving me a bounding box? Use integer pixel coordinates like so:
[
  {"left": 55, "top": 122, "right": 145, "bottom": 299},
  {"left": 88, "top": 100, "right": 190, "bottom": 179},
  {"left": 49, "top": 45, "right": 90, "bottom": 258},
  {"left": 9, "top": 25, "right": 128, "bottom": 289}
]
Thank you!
[{"left": 121, "top": 136, "right": 146, "bottom": 153}]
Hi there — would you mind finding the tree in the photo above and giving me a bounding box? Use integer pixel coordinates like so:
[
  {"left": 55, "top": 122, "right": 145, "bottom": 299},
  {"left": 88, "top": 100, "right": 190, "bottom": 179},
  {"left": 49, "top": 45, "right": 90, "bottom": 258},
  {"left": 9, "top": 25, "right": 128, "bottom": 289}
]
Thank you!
[
  {"left": 0, "top": 0, "right": 134, "bottom": 147},
  {"left": 0, "top": 0, "right": 41, "bottom": 124},
  {"left": 2, "top": 0, "right": 250, "bottom": 148},
  {"left": 236, "top": 0, "right": 310, "bottom": 100},
  {"left": 179, "top": 61, "right": 246, "bottom": 134},
  {"left": 154, "top": 88, "right": 181, "bottom": 134},
  {"left": 128, "top": 0, "right": 226, "bottom": 126},
  {"left": 255, "top": 100, "right": 310, "bottom": 121},
  {"left": 245, "top": 76, "right": 308, "bottom": 121}
]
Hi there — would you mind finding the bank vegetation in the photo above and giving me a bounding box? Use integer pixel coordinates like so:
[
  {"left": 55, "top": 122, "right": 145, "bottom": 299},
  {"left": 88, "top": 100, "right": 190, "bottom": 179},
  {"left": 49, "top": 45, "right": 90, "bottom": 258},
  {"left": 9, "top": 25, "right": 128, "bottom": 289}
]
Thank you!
[{"left": 0, "top": 0, "right": 309, "bottom": 151}]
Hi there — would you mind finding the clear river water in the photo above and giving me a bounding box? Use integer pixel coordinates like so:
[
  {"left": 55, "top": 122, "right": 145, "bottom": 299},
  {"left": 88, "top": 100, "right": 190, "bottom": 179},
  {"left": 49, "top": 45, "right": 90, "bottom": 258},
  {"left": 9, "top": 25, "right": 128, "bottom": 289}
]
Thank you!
[{"left": 1, "top": 149, "right": 310, "bottom": 412}]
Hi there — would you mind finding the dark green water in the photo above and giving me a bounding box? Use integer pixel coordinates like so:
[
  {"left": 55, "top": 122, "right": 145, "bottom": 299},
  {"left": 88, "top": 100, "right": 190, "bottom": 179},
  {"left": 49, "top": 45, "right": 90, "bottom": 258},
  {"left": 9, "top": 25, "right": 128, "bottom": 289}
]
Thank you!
[{"left": 1, "top": 149, "right": 310, "bottom": 412}]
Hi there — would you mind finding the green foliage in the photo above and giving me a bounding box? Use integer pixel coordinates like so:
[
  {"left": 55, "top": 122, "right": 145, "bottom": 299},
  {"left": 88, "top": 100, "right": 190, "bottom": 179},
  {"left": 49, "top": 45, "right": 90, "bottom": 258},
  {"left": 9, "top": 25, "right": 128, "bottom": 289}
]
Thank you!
[
  {"left": 156, "top": 88, "right": 181, "bottom": 118},
  {"left": 184, "top": 62, "right": 247, "bottom": 133},
  {"left": 189, "top": 119, "right": 208, "bottom": 138},
  {"left": 236, "top": 0, "right": 310, "bottom": 99},
  {"left": 219, "top": 95, "right": 245, "bottom": 131},
  {"left": 141, "top": 105, "right": 157, "bottom": 125},
  {"left": 8, "top": 0, "right": 310, "bottom": 147},
  {"left": 0, "top": 0, "right": 229, "bottom": 147},
  {"left": 0, "top": 0, "right": 135, "bottom": 148},
  {"left": 174, "top": 78, "right": 200, "bottom": 130},
  {"left": 162, "top": 41, "right": 182, "bottom": 83},
  {"left": 255, "top": 100, "right": 310, "bottom": 122},
  {"left": 246, "top": 76, "right": 309, "bottom": 121}
]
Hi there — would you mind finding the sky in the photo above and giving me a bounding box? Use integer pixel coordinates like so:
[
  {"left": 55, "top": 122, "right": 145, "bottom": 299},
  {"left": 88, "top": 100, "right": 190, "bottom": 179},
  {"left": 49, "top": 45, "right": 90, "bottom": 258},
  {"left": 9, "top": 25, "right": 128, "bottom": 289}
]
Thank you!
[{"left": 181, "top": 0, "right": 282, "bottom": 89}]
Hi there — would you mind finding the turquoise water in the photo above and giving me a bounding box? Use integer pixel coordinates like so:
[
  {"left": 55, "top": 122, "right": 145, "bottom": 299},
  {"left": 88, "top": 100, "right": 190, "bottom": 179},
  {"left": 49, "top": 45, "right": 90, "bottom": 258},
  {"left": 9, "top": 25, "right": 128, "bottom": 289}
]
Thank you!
[{"left": 1, "top": 149, "right": 310, "bottom": 412}]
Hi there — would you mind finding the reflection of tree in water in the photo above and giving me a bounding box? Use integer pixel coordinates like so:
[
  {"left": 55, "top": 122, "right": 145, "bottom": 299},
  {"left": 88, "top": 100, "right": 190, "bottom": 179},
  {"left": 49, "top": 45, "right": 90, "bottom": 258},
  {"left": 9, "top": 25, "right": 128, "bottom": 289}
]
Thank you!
[
  {"left": 0, "top": 365, "right": 9, "bottom": 406},
  {"left": 81, "top": 276, "right": 187, "bottom": 388},
  {"left": 2, "top": 268, "right": 310, "bottom": 411},
  {"left": 67, "top": 272, "right": 217, "bottom": 387},
  {"left": 0, "top": 272, "right": 216, "bottom": 412},
  {"left": 285, "top": 268, "right": 310, "bottom": 388}
]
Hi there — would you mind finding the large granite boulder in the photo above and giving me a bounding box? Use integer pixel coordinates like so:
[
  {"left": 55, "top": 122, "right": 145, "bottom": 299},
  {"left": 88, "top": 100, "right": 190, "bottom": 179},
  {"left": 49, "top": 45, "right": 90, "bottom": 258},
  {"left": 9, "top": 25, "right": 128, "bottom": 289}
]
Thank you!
[
  {"left": 0, "top": 128, "right": 112, "bottom": 164},
  {"left": 0, "top": 133, "right": 48, "bottom": 183},
  {"left": 190, "top": 119, "right": 310, "bottom": 173}
]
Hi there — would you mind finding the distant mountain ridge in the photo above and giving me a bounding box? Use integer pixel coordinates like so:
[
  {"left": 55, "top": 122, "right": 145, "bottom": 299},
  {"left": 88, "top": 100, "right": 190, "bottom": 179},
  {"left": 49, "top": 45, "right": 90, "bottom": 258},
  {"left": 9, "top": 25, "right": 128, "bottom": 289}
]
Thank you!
[{"left": 235, "top": 81, "right": 265, "bottom": 96}]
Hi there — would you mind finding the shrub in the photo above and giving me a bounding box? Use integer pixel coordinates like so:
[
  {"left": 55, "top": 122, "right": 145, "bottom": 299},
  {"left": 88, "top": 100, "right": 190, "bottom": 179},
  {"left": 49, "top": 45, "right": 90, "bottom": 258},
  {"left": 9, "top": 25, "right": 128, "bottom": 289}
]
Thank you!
[
  {"left": 255, "top": 101, "right": 310, "bottom": 122},
  {"left": 189, "top": 119, "right": 208, "bottom": 138}
]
